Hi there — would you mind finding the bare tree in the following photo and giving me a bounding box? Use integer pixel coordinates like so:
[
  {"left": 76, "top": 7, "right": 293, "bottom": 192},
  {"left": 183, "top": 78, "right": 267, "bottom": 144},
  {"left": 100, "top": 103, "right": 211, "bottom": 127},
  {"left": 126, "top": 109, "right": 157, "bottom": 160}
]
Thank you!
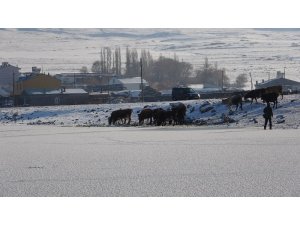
[
  {"left": 195, "top": 57, "right": 230, "bottom": 88},
  {"left": 234, "top": 73, "right": 248, "bottom": 88},
  {"left": 151, "top": 56, "right": 193, "bottom": 89},
  {"left": 141, "top": 49, "right": 154, "bottom": 81},
  {"left": 80, "top": 66, "right": 88, "bottom": 73},
  {"left": 114, "top": 47, "right": 121, "bottom": 75},
  {"left": 125, "top": 47, "right": 139, "bottom": 77},
  {"left": 125, "top": 47, "right": 131, "bottom": 76},
  {"left": 91, "top": 61, "right": 101, "bottom": 73},
  {"left": 105, "top": 47, "right": 112, "bottom": 73}
]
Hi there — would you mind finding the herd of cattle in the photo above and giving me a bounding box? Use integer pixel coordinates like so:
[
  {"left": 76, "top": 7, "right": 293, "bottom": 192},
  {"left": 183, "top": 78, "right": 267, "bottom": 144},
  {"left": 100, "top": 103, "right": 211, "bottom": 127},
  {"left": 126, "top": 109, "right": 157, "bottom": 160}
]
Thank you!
[
  {"left": 108, "top": 102, "right": 187, "bottom": 126},
  {"left": 223, "top": 85, "right": 283, "bottom": 111},
  {"left": 108, "top": 85, "right": 283, "bottom": 126}
]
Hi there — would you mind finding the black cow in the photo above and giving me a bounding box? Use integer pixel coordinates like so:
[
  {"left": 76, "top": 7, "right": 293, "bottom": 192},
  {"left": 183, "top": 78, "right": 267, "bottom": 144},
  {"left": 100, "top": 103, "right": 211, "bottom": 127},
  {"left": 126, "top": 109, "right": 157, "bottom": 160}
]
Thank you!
[
  {"left": 170, "top": 102, "right": 186, "bottom": 125},
  {"left": 108, "top": 108, "right": 132, "bottom": 125},
  {"left": 264, "top": 85, "right": 283, "bottom": 100},
  {"left": 244, "top": 89, "right": 264, "bottom": 104},
  {"left": 138, "top": 108, "right": 153, "bottom": 125},
  {"left": 153, "top": 108, "right": 174, "bottom": 126},
  {"left": 261, "top": 92, "right": 279, "bottom": 109}
]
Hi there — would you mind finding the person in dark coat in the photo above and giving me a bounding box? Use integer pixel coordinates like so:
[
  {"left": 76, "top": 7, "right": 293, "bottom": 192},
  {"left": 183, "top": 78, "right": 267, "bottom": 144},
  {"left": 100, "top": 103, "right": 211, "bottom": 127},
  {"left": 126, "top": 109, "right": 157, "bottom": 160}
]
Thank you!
[{"left": 263, "top": 102, "right": 273, "bottom": 130}]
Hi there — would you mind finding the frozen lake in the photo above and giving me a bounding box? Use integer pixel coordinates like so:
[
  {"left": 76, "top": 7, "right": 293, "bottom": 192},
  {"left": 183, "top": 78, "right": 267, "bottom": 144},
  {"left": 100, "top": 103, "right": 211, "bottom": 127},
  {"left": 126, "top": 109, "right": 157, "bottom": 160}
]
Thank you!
[{"left": 0, "top": 124, "right": 299, "bottom": 196}]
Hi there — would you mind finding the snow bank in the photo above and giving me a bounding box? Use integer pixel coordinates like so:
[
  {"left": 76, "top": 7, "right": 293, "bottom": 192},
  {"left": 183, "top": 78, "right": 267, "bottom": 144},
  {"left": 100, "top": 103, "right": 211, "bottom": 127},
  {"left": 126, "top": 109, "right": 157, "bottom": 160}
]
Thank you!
[{"left": 1, "top": 94, "right": 300, "bottom": 129}]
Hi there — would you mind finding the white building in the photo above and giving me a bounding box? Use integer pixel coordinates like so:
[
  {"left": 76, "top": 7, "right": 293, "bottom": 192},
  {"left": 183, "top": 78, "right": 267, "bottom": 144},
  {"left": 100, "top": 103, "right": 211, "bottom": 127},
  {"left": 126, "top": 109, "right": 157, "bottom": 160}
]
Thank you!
[
  {"left": 255, "top": 77, "right": 300, "bottom": 93},
  {"left": 109, "top": 77, "right": 148, "bottom": 91},
  {"left": 0, "top": 62, "right": 21, "bottom": 90}
]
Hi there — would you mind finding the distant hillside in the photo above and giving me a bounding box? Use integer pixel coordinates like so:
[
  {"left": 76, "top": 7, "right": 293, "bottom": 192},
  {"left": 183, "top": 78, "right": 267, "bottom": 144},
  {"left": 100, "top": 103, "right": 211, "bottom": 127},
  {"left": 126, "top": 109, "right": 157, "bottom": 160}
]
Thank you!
[{"left": 1, "top": 28, "right": 300, "bottom": 89}]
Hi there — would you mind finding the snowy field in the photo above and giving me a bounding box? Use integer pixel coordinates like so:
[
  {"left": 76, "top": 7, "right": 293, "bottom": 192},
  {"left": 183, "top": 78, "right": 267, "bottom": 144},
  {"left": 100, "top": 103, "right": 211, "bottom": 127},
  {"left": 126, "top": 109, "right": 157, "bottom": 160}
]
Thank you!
[
  {"left": 1, "top": 94, "right": 300, "bottom": 129},
  {"left": 1, "top": 28, "right": 300, "bottom": 88},
  {"left": 0, "top": 95, "right": 300, "bottom": 196},
  {"left": 0, "top": 124, "right": 299, "bottom": 197}
]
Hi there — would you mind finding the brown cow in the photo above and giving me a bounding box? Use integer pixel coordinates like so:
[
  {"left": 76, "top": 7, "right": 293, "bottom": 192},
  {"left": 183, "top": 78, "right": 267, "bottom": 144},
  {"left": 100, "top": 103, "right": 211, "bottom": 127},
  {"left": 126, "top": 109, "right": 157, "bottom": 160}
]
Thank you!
[
  {"left": 138, "top": 108, "right": 153, "bottom": 125},
  {"left": 222, "top": 94, "right": 243, "bottom": 111},
  {"left": 108, "top": 108, "right": 132, "bottom": 125}
]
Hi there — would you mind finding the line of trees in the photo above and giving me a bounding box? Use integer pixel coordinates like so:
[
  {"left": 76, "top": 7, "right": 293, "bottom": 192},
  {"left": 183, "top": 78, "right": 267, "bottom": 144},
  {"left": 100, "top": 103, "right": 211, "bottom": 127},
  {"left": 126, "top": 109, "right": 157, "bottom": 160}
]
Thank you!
[
  {"left": 81, "top": 48, "right": 248, "bottom": 90},
  {"left": 88, "top": 47, "right": 122, "bottom": 75}
]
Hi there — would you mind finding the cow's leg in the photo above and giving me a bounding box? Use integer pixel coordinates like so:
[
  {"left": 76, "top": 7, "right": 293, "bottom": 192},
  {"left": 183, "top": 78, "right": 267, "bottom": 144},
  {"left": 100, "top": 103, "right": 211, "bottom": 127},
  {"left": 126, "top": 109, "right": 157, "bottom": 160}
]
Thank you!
[{"left": 127, "top": 116, "right": 131, "bottom": 125}]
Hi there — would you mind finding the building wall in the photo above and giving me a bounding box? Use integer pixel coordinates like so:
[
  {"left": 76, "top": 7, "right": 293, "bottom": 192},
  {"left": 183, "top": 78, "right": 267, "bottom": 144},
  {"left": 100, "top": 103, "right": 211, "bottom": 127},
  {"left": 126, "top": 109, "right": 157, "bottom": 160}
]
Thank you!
[
  {"left": 19, "top": 93, "right": 89, "bottom": 106},
  {"left": 0, "top": 63, "right": 20, "bottom": 89},
  {"left": 15, "top": 74, "right": 61, "bottom": 95}
]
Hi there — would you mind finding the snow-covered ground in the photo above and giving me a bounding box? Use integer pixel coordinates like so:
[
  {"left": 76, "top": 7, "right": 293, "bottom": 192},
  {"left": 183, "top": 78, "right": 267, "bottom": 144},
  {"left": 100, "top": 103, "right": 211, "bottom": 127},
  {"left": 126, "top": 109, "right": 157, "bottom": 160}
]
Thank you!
[
  {"left": 1, "top": 28, "right": 300, "bottom": 89},
  {"left": 0, "top": 95, "right": 299, "bottom": 196},
  {"left": 1, "top": 94, "right": 300, "bottom": 129},
  {"left": 0, "top": 124, "right": 299, "bottom": 196}
]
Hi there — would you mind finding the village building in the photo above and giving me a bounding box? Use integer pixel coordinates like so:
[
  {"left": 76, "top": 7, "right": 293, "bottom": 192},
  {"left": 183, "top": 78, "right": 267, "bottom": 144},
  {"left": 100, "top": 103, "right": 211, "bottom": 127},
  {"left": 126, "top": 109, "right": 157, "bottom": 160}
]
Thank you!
[
  {"left": 14, "top": 72, "right": 61, "bottom": 96},
  {"left": 12, "top": 68, "right": 89, "bottom": 106},
  {"left": 109, "top": 76, "right": 148, "bottom": 91},
  {"left": 0, "top": 62, "right": 20, "bottom": 92},
  {"left": 255, "top": 76, "right": 300, "bottom": 93},
  {"left": 18, "top": 88, "right": 89, "bottom": 106},
  {"left": 0, "top": 87, "right": 12, "bottom": 107},
  {"left": 55, "top": 73, "right": 112, "bottom": 92}
]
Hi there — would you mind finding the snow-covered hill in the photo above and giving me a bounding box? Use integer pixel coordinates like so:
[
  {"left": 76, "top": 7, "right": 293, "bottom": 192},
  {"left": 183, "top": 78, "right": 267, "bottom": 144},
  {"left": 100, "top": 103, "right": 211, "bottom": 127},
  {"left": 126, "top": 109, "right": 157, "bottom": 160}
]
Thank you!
[
  {"left": 1, "top": 28, "right": 300, "bottom": 89},
  {"left": 1, "top": 94, "right": 299, "bottom": 129}
]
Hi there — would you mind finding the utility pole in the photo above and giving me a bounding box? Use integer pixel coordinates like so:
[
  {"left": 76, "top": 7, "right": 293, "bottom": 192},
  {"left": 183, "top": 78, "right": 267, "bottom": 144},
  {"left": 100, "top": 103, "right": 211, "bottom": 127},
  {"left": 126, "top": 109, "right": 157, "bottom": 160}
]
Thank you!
[
  {"left": 73, "top": 73, "right": 76, "bottom": 88},
  {"left": 12, "top": 72, "right": 15, "bottom": 106},
  {"left": 140, "top": 58, "right": 144, "bottom": 102},
  {"left": 284, "top": 67, "right": 286, "bottom": 79},
  {"left": 221, "top": 70, "right": 224, "bottom": 91},
  {"left": 107, "top": 75, "right": 110, "bottom": 104},
  {"left": 249, "top": 72, "right": 253, "bottom": 90}
]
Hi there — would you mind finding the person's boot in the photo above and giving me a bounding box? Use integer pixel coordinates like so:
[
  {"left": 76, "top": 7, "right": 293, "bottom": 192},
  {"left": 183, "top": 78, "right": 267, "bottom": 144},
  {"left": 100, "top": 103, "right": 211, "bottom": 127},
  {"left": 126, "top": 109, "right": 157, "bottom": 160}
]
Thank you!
[{"left": 264, "top": 126, "right": 266, "bottom": 130}]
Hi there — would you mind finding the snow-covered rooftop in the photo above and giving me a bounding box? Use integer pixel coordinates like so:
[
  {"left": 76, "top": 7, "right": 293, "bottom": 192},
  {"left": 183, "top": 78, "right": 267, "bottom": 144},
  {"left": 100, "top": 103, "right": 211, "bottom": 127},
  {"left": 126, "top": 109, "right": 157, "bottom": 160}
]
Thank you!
[
  {"left": 24, "top": 88, "right": 87, "bottom": 95},
  {"left": 118, "top": 77, "right": 148, "bottom": 84}
]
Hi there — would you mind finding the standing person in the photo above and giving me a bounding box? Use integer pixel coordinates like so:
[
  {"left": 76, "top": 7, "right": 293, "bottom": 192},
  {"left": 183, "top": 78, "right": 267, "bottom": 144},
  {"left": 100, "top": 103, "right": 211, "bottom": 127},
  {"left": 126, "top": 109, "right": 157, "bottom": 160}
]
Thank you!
[{"left": 263, "top": 102, "right": 273, "bottom": 130}]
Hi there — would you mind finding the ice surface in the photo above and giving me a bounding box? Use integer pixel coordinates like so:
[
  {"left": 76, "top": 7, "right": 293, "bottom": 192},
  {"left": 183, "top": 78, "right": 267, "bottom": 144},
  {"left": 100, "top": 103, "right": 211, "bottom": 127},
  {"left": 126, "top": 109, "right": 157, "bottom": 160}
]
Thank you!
[{"left": 0, "top": 125, "right": 299, "bottom": 196}]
